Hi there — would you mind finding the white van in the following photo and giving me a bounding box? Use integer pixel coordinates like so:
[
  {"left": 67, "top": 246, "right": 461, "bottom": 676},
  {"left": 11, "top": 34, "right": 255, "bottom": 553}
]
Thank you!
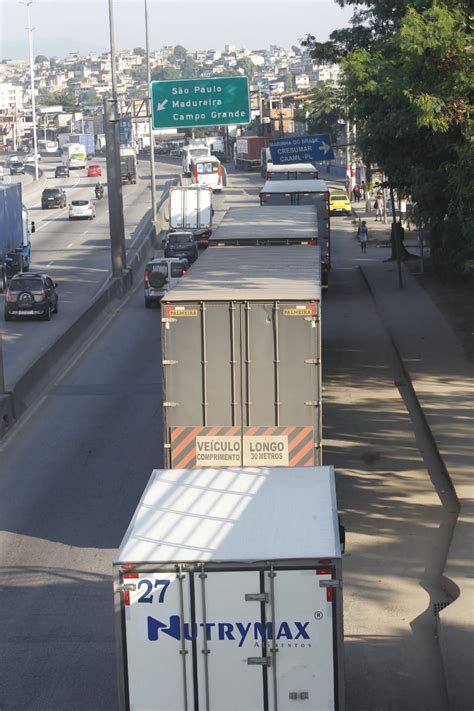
[
  {"left": 182, "top": 142, "right": 211, "bottom": 176},
  {"left": 191, "top": 155, "right": 223, "bottom": 192},
  {"left": 0, "top": 164, "right": 4, "bottom": 181},
  {"left": 143, "top": 257, "right": 187, "bottom": 308}
]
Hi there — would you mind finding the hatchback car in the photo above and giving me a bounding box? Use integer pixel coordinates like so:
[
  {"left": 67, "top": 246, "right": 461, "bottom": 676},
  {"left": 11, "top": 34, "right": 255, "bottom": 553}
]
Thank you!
[
  {"left": 41, "top": 188, "right": 67, "bottom": 209},
  {"left": 329, "top": 190, "right": 352, "bottom": 216},
  {"left": 144, "top": 257, "right": 188, "bottom": 308},
  {"left": 10, "top": 162, "right": 25, "bottom": 175},
  {"left": 55, "top": 165, "right": 69, "bottom": 178},
  {"left": 24, "top": 153, "right": 41, "bottom": 163},
  {"left": 69, "top": 199, "right": 96, "bottom": 220},
  {"left": 4, "top": 273, "right": 59, "bottom": 321},
  {"left": 163, "top": 231, "right": 198, "bottom": 263},
  {"left": 87, "top": 164, "right": 102, "bottom": 177}
]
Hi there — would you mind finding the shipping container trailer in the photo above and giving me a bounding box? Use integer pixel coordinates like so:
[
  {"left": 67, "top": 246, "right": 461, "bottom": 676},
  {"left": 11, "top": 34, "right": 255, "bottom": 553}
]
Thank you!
[
  {"left": 161, "top": 246, "right": 322, "bottom": 469},
  {"left": 208, "top": 205, "right": 318, "bottom": 247},
  {"left": 114, "top": 465, "right": 344, "bottom": 711},
  {"left": 234, "top": 136, "right": 268, "bottom": 170},
  {"left": 259, "top": 179, "right": 330, "bottom": 288},
  {"left": 0, "top": 183, "right": 31, "bottom": 288}
]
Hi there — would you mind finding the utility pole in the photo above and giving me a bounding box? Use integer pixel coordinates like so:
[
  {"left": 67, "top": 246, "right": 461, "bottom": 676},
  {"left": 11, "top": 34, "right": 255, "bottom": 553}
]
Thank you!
[
  {"left": 24, "top": 0, "right": 39, "bottom": 180},
  {"left": 144, "top": 0, "right": 157, "bottom": 232},
  {"left": 106, "top": 0, "right": 126, "bottom": 276}
]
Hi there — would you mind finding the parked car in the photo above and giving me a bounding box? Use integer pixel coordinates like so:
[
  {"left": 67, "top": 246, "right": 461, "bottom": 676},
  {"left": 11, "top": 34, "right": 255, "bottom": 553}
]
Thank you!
[
  {"left": 144, "top": 257, "right": 188, "bottom": 308},
  {"left": 10, "top": 162, "right": 25, "bottom": 175},
  {"left": 54, "top": 165, "right": 69, "bottom": 178},
  {"left": 329, "top": 190, "right": 352, "bottom": 216},
  {"left": 4, "top": 273, "right": 59, "bottom": 321},
  {"left": 24, "top": 153, "right": 41, "bottom": 163},
  {"left": 163, "top": 231, "right": 199, "bottom": 263},
  {"left": 169, "top": 147, "right": 182, "bottom": 157},
  {"left": 41, "top": 188, "right": 67, "bottom": 209},
  {"left": 69, "top": 199, "right": 96, "bottom": 220},
  {"left": 87, "top": 164, "right": 102, "bottom": 177}
]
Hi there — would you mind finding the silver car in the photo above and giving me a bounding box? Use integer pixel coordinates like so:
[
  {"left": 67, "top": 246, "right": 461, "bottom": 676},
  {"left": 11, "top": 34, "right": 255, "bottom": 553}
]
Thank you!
[{"left": 69, "top": 199, "right": 96, "bottom": 220}]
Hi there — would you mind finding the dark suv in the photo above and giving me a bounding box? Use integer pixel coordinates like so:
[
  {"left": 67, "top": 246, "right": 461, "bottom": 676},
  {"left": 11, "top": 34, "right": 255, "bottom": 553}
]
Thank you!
[
  {"left": 10, "top": 162, "right": 25, "bottom": 175},
  {"left": 163, "top": 231, "right": 198, "bottom": 263},
  {"left": 41, "top": 188, "right": 67, "bottom": 209},
  {"left": 54, "top": 165, "right": 69, "bottom": 178},
  {"left": 4, "top": 273, "right": 59, "bottom": 321}
]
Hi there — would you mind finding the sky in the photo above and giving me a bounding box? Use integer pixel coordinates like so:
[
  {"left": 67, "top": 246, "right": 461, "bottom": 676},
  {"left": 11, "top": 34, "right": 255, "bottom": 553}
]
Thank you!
[{"left": 0, "top": 0, "right": 354, "bottom": 61}]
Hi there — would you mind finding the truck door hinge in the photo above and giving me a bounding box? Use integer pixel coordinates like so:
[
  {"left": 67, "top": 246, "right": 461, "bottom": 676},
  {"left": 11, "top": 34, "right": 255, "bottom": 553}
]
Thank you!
[
  {"left": 114, "top": 584, "right": 136, "bottom": 592},
  {"left": 319, "top": 579, "right": 341, "bottom": 589},
  {"left": 163, "top": 401, "right": 178, "bottom": 407},
  {"left": 304, "top": 358, "right": 320, "bottom": 365},
  {"left": 304, "top": 400, "right": 321, "bottom": 407},
  {"left": 245, "top": 592, "right": 269, "bottom": 603},
  {"left": 162, "top": 360, "right": 178, "bottom": 365}
]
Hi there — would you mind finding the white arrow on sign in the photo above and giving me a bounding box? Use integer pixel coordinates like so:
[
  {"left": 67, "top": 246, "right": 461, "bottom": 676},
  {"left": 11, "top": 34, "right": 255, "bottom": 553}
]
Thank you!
[
  {"left": 321, "top": 141, "right": 332, "bottom": 155},
  {"left": 156, "top": 99, "right": 168, "bottom": 111}
]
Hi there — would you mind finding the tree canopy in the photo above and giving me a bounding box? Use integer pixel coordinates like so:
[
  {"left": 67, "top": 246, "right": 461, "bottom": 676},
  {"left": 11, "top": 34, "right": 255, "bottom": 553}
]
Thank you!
[
  {"left": 35, "top": 54, "right": 48, "bottom": 63},
  {"left": 133, "top": 47, "right": 145, "bottom": 57},
  {"left": 173, "top": 45, "right": 187, "bottom": 60},
  {"left": 304, "top": 0, "right": 473, "bottom": 280}
]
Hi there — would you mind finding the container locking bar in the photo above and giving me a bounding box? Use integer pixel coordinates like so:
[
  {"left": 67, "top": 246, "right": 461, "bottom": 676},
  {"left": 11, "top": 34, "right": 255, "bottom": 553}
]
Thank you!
[
  {"left": 319, "top": 579, "right": 340, "bottom": 589},
  {"left": 114, "top": 584, "right": 136, "bottom": 592}
]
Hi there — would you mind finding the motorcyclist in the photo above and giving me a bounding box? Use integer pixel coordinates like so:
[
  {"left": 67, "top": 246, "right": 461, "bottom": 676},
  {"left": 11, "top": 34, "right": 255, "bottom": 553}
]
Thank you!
[{"left": 95, "top": 181, "right": 104, "bottom": 199}]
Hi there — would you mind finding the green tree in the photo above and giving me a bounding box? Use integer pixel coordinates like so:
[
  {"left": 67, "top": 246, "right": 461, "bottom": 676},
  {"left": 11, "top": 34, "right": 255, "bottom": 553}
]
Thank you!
[
  {"left": 305, "top": 82, "right": 345, "bottom": 138},
  {"left": 181, "top": 56, "right": 198, "bottom": 78},
  {"left": 173, "top": 45, "right": 187, "bottom": 60},
  {"left": 38, "top": 90, "right": 79, "bottom": 112},
  {"left": 35, "top": 54, "right": 48, "bottom": 63},
  {"left": 133, "top": 47, "right": 145, "bottom": 57},
  {"left": 151, "top": 65, "right": 181, "bottom": 81},
  {"left": 236, "top": 57, "right": 255, "bottom": 78},
  {"left": 304, "top": 1, "right": 473, "bottom": 279},
  {"left": 283, "top": 73, "right": 294, "bottom": 92}
]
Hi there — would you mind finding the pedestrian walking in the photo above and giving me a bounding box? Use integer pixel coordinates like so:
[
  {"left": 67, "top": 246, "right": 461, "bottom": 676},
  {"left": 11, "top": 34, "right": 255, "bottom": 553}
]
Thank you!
[
  {"left": 353, "top": 183, "right": 361, "bottom": 203},
  {"left": 357, "top": 220, "right": 368, "bottom": 252},
  {"left": 345, "top": 177, "right": 351, "bottom": 193},
  {"left": 374, "top": 193, "right": 383, "bottom": 221},
  {"left": 361, "top": 181, "right": 366, "bottom": 199}
]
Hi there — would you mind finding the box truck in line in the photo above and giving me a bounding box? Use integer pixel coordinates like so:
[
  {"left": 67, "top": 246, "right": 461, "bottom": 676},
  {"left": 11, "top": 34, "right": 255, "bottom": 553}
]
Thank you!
[
  {"left": 161, "top": 246, "right": 322, "bottom": 469},
  {"left": 169, "top": 185, "right": 213, "bottom": 247},
  {"left": 0, "top": 183, "right": 32, "bottom": 290},
  {"left": 234, "top": 136, "right": 268, "bottom": 171},
  {"left": 259, "top": 179, "right": 331, "bottom": 288},
  {"left": 120, "top": 146, "right": 137, "bottom": 184},
  {"left": 182, "top": 141, "right": 211, "bottom": 176},
  {"left": 265, "top": 162, "right": 319, "bottom": 181},
  {"left": 114, "top": 465, "right": 345, "bottom": 711}
]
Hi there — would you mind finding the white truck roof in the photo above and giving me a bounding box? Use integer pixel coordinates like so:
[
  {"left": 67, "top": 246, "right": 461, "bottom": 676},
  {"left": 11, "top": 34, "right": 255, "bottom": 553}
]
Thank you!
[
  {"left": 116, "top": 466, "right": 341, "bottom": 564},
  {"left": 266, "top": 162, "right": 318, "bottom": 173},
  {"left": 260, "top": 178, "right": 328, "bottom": 194},
  {"left": 210, "top": 205, "right": 317, "bottom": 243},
  {"left": 161, "top": 245, "right": 321, "bottom": 302}
]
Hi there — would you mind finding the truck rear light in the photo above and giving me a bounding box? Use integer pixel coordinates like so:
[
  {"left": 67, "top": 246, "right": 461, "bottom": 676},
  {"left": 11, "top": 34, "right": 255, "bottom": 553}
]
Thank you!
[
  {"left": 316, "top": 567, "right": 332, "bottom": 575},
  {"left": 193, "top": 164, "right": 198, "bottom": 182},
  {"left": 322, "top": 255, "right": 330, "bottom": 265},
  {"left": 6, "top": 290, "right": 14, "bottom": 302},
  {"left": 123, "top": 572, "right": 139, "bottom": 579},
  {"left": 122, "top": 563, "right": 137, "bottom": 570},
  {"left": 327, "top": 587, "right": 334, "bottom": 602},
  {"left": 144, "top": 270, "right": 150, "bottom": 288},
  {"left": 308, "top": 238, "right": 317, "bottom": 246}
]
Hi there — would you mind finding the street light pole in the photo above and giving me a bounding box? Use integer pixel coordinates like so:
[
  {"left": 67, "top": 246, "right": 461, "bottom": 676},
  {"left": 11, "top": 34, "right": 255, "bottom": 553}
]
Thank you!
[
  {"left": 144, "top": 0, "right": 157, "bottom": 231},
  {"left": 24, "top": 0, "right": 39, "bottom": 180},
  {"left": 106, "top": 0, "right": 126, "bottom": 276}
]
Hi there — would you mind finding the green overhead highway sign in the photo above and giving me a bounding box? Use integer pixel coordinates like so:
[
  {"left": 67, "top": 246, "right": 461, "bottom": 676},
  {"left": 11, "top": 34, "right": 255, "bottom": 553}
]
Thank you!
[{"left": 150, "top": 76, "right": 251, "bottom": 130}]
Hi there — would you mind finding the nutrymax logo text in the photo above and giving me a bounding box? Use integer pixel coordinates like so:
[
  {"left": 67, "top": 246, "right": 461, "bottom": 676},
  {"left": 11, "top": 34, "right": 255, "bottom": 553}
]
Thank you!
[{"left": 148, "top": 616, "right": 310, "bottom": 647}]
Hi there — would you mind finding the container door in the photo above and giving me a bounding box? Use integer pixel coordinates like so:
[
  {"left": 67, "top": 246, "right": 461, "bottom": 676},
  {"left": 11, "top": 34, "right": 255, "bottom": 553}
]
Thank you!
[
  {"left": 198, "top": 189, "right": 212, "bottom": 229},
  {"left": 265, "top": 568, "right": 338, "bottom": 711},
  {"left": 194, "top": 570, "right": 266, "bottom": 711},
  {"left": 170, "top": 190, "right": 184, "bottom": 229},
  {"left": 123, "top": 571, "right": 194, "bottom": 711},
  {"left": 186, "top": 188, "right": 199, "bottom": 229}
]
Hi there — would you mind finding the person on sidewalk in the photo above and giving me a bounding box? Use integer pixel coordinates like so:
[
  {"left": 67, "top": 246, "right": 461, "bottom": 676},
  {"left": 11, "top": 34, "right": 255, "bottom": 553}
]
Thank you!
[
  {"left": 374, "top": 193, "right": 383, "bottom": 221},
  {"left": 353, "top": 183, "right": 361, "bottom": 203},
  {"left": 361, "top": 181, "right": 367, "bottom": 199},
  {"left": 357, "top": 220, "right": 369, "bottom": 252}
]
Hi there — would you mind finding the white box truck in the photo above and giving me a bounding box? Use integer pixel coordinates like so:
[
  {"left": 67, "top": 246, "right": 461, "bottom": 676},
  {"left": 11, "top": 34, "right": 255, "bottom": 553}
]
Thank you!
[
  {"left": 114, "top": 465, "right": 345, "bottom": 710},
  {"left": 169, "top": 185, "right": 213, "bottom": 247}
]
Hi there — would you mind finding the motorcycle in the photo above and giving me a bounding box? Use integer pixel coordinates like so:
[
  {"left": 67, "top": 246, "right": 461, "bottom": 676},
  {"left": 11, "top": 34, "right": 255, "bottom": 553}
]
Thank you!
[{"left": 95, "top": 187, "right": 104, "bottom": 200}]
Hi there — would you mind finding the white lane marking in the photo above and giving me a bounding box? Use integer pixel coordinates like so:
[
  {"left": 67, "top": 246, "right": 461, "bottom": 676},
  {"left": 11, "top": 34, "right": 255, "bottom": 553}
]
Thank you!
[{"left": 66, "top": 242, "right": 74, "bottom": 249}]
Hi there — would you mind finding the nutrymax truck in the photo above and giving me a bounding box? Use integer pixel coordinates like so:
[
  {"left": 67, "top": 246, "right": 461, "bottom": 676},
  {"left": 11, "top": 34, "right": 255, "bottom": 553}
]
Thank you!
[
  {"left": 114, "top": 465, "right": 345, "bottom": 710},
  {"left": 160, "top": 246, "right": 322, "bottom": 469}
]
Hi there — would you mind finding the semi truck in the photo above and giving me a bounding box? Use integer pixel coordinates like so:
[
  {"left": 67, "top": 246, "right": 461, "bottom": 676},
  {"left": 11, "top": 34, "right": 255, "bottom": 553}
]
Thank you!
[
  {"left": 234, "top": 136, "right": 267, "bottom": 170},
  {"left": 265, "top": 162, "right": 319, "bottom": 180},
  {"left": 169, "top": 185, "right": 213, "bottom": 247},
  {"left": 259, "top": 179, "right": 331, "bottom": 288},
  {"left": 114, "top": 464, "right": 345, "bottom": 711},
  {"left": 208, "top": 205, "right": 318, "bottom": 247},
  {"left": 160, "top": 246, "right": 322, "bottom": 469},
  {"left": 0, "top": 184, "right": 32, "bottom": 291},
  {"left": 120, "top": 146, "right": 137, "bottom": 184}
]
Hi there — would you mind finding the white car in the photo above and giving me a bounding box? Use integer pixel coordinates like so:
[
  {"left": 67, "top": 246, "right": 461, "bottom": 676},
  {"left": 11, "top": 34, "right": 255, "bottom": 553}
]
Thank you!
[
  {"left": 69, "top": 199, "right": 96, "bottom": 220},
  {"left": 24, "top": 153, "right": 41, "bottom": 163}
]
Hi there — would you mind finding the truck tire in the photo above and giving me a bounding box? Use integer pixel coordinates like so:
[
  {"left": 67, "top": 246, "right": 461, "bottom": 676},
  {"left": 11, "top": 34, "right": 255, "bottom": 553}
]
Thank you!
[{"left": 42, "top": 304, "right": 52, "bottom": 321}]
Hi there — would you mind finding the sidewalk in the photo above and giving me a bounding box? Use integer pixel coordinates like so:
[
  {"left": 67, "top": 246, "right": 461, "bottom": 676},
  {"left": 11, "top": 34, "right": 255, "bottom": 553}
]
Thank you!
[{"left": 357, "top": 236, "right": 473, "bottom": 709}]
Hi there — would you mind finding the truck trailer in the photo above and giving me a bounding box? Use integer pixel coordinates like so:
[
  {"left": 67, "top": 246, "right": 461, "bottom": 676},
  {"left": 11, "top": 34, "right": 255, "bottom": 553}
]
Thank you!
[
  {"left": 208, "top": 205, "right": 318, "bottom": 247},
  {"left": 120, "top": 146, "right": 137, "bottom": 184},
  {"left": 114, "top": 465, "right": 345, "bottom": 711},
  {"left": 169, "top": 185, "right": 213, "bottom": 247},
  {"left": 0, "top": 183, "right": 32, "bottom": 290},
  {"left": 161, "top": 246, "right": 322, "bottom": 469},
  {"left": 259, "top": 179, "right": 331, "bottom": 288},
  {"left": 234, "top": 136, "right": 267, "bottom": 170}
]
